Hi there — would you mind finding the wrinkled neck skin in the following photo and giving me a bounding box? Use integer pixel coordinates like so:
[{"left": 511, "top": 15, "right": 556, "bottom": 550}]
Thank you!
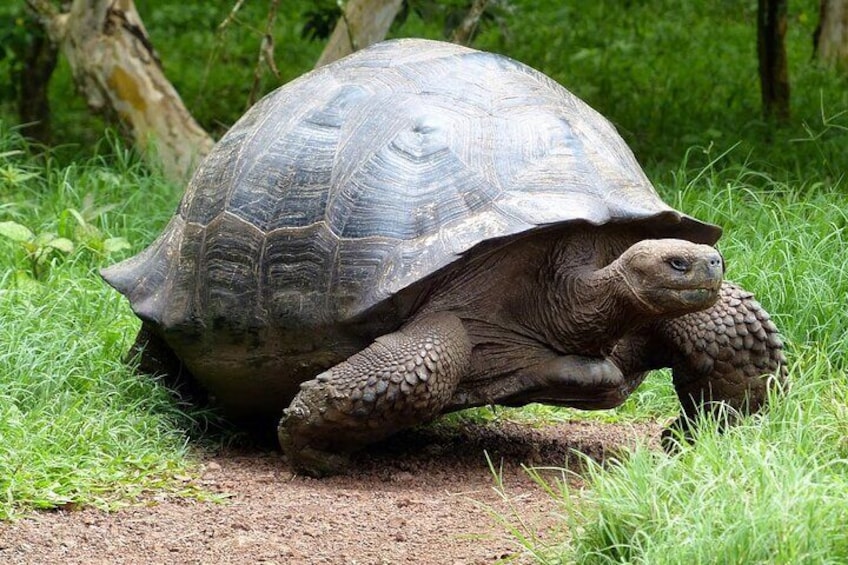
[{"left": 522, "top": 233, "right": 646, "bottom": 356}]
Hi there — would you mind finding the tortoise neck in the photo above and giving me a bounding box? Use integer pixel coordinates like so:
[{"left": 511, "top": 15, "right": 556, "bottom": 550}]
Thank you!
[{"left": 525, "top": 233, "right": 645, "bottom": 355}]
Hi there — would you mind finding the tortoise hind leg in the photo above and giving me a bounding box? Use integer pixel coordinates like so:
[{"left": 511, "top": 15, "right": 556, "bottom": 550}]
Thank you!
[
  {"left": 278, "top": 312, "right": 472, "bottom": 476},
  {"left": 128, "top": 322, "right": 207, "bottom": 405}
]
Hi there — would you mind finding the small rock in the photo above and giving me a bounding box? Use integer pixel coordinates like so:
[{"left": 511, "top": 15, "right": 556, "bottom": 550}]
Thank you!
[
  {"left": 236, "top": 534, "right": 253, "bottom": 547},
  {"left": 277, "top": 544, "right": 293, "bottom": 555}
]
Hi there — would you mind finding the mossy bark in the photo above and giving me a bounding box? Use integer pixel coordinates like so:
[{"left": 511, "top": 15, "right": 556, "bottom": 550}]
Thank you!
[{"left": 26, "top": 0, "right": 214, "bottom": 182}]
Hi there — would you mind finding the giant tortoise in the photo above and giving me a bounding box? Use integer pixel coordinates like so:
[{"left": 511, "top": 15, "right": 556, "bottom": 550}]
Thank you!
[{"left": 102, "top": 39, "right": 785, "bottom": 475}]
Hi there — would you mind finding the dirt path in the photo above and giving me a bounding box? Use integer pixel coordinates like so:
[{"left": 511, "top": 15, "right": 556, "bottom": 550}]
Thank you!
[{"left": 0, "top": 420, "right": 660, "bottom": 564}]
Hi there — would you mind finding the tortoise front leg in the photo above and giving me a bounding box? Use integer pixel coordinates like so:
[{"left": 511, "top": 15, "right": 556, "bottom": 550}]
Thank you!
[
  {"left": 278, "top": 312, "right": 471, "bottom": 476},
  {"left": 613, "top": 281, "right": 787, "bottom": 445}
]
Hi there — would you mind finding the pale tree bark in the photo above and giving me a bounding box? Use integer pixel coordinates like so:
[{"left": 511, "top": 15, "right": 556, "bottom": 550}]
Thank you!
[
  {"left": 757, "top": 0, "right": 790, "bottom": 121},
  {"left": 26, "top": 0, "right": 214, "bottom": 182},
  {"left": 315, "top": 0, "right": 403, "bottom": 68},
  {"left": 815, "top": 0, "right": 848, "bottom": 70}
]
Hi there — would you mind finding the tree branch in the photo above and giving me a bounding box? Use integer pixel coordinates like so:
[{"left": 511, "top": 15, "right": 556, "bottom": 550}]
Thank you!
[
  {"left": 450, "top": 0, "right": 491, "bottom": 46},
  {"left": 25, "top": 0, "right": 68, "bottom": 42},
  {"left": 247, "top": 0, "right": 281, "bottom": 109}
]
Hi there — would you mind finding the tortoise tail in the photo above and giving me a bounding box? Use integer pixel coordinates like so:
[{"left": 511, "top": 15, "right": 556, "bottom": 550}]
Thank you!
[{"left": 101, "top": 215, "right": 186, "bottom": 326}]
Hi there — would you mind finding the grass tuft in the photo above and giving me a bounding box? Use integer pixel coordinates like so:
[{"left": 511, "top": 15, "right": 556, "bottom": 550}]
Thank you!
[
  {"left": 544, "top": 361, "right": 848, "bottom": 564},
  {"left": 0, "top": 124, "right": 200, "bottom": 519}
]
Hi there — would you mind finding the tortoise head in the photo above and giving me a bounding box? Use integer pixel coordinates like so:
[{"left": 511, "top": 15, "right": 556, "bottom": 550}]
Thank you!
[{"left": 613, "top": 238, "right": 724, "bottom": 317}]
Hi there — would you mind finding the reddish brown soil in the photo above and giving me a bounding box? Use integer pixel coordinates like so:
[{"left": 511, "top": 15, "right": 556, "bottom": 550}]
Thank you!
[{"left": 0, "top": 420, "right": 660, "bottom": 564}]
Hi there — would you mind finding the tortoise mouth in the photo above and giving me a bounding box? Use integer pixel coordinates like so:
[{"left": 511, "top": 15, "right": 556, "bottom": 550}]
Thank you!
[
  {"left": 650, "top": 283, "right": 721, "bottom": 312},
  {"left": 677, "top": 287, "right": 719, "bottom": 303},
  {"left": 662, "top": 277, "right": 722, "bottom": 293}
]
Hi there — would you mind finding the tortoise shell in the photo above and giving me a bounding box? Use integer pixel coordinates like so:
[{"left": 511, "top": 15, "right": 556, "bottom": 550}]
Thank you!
[{"left": 103, "top": 38, "right": 720, "bottom": 339}]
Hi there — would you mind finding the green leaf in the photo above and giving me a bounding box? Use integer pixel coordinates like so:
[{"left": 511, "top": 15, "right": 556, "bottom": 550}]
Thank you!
[
  {"left": 103, "top": 237, "right": 131, "bottom": 254},
  {"left": 0, "top": 221, "right": 34, "bottom": 242},
  {"left": 33, "top": 231, "right": 58, "bottom": 246},
  {"left": 0, "top": 165, "right": 40, "bottom": 186},
  {"left": 46, "top": 237, "right": 74, "bottom": 254},
  {"left": 11, "top": 269, "right": 42, "bottom": 291},
  {"left": 75, "top": 222, "right": 102, "bottom": 242}
]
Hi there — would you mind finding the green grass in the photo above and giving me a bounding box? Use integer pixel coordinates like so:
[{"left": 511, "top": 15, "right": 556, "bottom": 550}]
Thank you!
[
  {"left": 532, "top": 366, "right": 848, "bottom": 564},
  {"left": 0, "top": 126, "right": 205, "bottom": 519}
]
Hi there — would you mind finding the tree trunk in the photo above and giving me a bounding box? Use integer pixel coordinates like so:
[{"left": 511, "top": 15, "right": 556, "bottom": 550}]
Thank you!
[
  {"left": 815, "top": 0, "right": 848, "bottom": 69},
  {"left": 26, "top": 0, "right": 214, "bottom": 182},
  {"left": 16, "top": 17, "right": 58, "bottom": 144},
  {"left": 315, "top": 0, "right": 403, "bottom": 68},
  {"left": 757, "top": 0, "right": 791, "bottom": 121}
]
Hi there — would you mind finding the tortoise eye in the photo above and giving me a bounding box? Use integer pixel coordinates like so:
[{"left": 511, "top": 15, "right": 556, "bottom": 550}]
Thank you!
[{"left": 668, "top": 257, "right": 689, "bottom": 272}]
